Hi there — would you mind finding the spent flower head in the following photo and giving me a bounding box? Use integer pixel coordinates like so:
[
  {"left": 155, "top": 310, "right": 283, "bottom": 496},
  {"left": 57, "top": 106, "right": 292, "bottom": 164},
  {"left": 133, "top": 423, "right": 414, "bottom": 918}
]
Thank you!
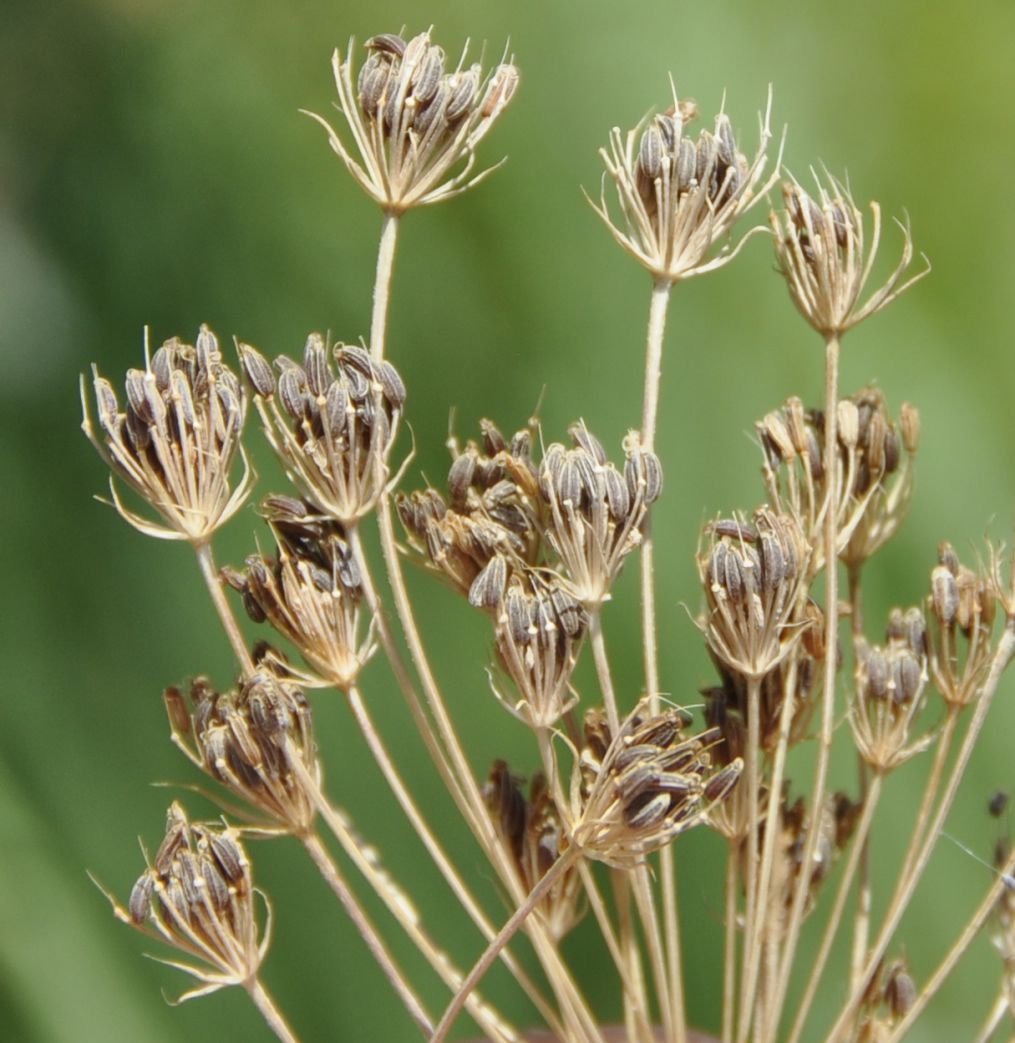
[
  {"left": 81, "top": 326, "right": 252, "bottom": 542},
  {"left": 306, "top": 30, "right": 519, "bottom": 214},
  {"left": 108, "top": 803, "right": 268, "bottom": 1002},
  {"left": 771, "top": 170, "right": 929, "bottom": 337},
  {"left": 591, "top": 89, "right": 778, "bottom": 281}
]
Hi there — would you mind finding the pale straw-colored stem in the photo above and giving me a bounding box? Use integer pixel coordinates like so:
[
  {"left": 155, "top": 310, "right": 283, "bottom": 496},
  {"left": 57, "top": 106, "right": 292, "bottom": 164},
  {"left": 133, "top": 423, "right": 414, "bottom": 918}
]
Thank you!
[
  {"left": 244, "top": 977, "right": 300, "bottom": 1043},
  {"left": 885, "top": 841, "right": 1015, "bottom": 1042},
  {"left": 610, "top": 868, "right": 656, "bottom": 1043},
  {"left": 430, "top": 848, "right": 580, "bottom": 1043},
  {"left": 194, "top": 540, "right": 254, "bottom": 676},
  {"left": 589, "top": 610, "right": 621, "bottom": 734},
  {"left": 290, "top": 754, "right": 537, "bottom": 1043},
  {"left": 721, "top": 848, "right": 738, "bottom": 1043},
  {"left": 735, "top": 676, "right": 764, "bottom": 1043},
  {"left": 366, "top": 213, "right": 601, "bottom": 1043},
  {"left": 972, "top": 992, "right": 1009, "bottom": 1043},
  {"left": 300, "top": 831, "right": 433, "bottom": 1037},
  {"left": 769, "top": 334, "right": 841, "bottom": 1033},
  {"left": 347, "top": 526, "right": 475, "bottom": 830},
  {"left": 784, "top": 774, "right": 884, "bottom": 1043},
  {"left": 639, "top": 276, "right": 684, "bottom": 1043},
  {"left": 632, "top": 865, "right": 676, "bottom": 1043},
  {"left": 828, "top": 621, "right": 1015, "bottom": 1041}
]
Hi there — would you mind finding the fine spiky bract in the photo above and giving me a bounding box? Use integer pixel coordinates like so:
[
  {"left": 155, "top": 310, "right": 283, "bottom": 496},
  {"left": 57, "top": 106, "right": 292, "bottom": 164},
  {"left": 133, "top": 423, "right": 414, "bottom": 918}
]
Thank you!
[{"left": 84, "top": 24, "right": 1015, "bottom": 1043}]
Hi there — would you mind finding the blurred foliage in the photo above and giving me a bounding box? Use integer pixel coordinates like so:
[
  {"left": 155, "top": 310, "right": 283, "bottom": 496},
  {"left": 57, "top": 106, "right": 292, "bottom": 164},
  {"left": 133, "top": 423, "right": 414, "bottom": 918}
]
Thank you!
[{"left": 3, "top": 0, "right": 1015, "bottom": 1040}]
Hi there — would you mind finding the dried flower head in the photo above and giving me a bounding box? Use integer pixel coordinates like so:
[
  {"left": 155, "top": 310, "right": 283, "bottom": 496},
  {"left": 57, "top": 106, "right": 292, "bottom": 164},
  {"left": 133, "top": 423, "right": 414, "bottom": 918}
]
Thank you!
[
  {"left": 165, "top": 672, "right": 320, "bottom": 834},
  {"left": 224, "top": 495, "right": 375, "bottom": 690},
  {"left": 485, "top": 761, "right": 584, "bottom": 941},
  {"left": 698, "top": 509, "right": 810, "bottom": 680},
  {"left": 928, "top": 542, "right": 997, "bottom": 707},
  {"left": 571, "top": 705, "right": 742, "bottom": 869},
  {"left": 487, "top": 569, "right": 587, "bottom": 728},
  {"left": 306, "top": 30, "right": 519, "bottom": 214},
  {"left": 109, "top": 803, "right": 268, "bottom": 1001},
  {"left": 397, "top": 419, "right": 541, "bottom": 600},
  {"left": 540, "top": 425, "right": 662, "bottom": 607},
  {"left": 591, "top": 90, "right": 777, "bottom": 281},
  {"left": 771, "top": 171, "right": 929, "bottom": 337},
  {"left": 850, "top": 607, "right": 931, "bottom": 772},
  {"left": 757, "top": 388, "right": 917, "bottom": 570},
  {"left": 240, "top": 337, "right": 405, "bottom": 524},
  {"left": 81, "top": 326, "right": 252, "bottom": 542},
  {"left": 856, "top": 957, "right": 917, "bottom": 1043}
]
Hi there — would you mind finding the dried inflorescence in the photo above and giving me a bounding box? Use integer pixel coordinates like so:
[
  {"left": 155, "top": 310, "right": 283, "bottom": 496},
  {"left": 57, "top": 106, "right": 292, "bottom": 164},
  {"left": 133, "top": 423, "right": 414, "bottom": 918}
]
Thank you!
[
  {"left": 571, "top": 705, "right": 742, "bottom": 869},
  {"left": 114, "top": 803, "right": 268, "bottom": 1001},
  {"left": 757, "top": 387, "right": 919, "bottom": 570},
  {"left": 927, "top": 542, "right": 997, "bottom": 708},
  {"left": 224, "top": 495, "right": 375, "bottom": 689},
  {"left": 485, "top": 761, "right": 585, "bottom": 941},
  {"left": 240, "top": 336, "right": 405, "bottom": 524},
  {"left": 81, "top": 326, "right": 253, "bottom": 542},
  {"left": 165, "top": 672, "right": 320, "bottom": 834},
  {"left": 307, "top": 30, "right": 519, "bottom": 213},
  {"left": 698, "top": 509, "right": 810, "bottom": 680},
  {"left": 850, "top": 607, "right": 931, "bottom": 773},
  {"left": 592, "top": 90, "right": 777, "bottom": 280},
  {"left": 771, "top": 172, "right": 928, "bottom": 338},
  {"left": 856, "top": 958, "right": 917, "bottom": 1043}
]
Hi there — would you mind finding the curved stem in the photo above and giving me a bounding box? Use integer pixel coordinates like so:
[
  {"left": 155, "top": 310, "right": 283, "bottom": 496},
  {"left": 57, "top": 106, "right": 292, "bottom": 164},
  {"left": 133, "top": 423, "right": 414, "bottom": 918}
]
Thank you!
[
  {"left": 194, "top": 540, "right": 254, "bottom": 676},
  {"left": 244, "top": 977, "right": 299, "bottom": 1043},
  {"left": 370, "top": 213, "right": 399, "bottom": 363},
  {"left": 301, "top": 832, "right": 433, "bottom": 1037}
]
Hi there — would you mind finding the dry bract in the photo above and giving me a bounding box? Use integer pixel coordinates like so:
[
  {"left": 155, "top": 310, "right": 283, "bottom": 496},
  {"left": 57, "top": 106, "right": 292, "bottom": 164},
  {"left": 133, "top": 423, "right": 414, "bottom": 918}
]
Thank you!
[
  {"left": 81, "top": 326, "right": 252, "bottom": 542},
  {"left": 306, "top": 31, "right": 519, "bottom": 213}
]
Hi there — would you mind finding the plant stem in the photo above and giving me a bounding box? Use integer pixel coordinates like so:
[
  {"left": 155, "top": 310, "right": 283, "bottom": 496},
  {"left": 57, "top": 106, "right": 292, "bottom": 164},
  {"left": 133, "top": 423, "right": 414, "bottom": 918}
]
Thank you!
[
  {"left": 639, "top": 276, "right": 683, "bottom": 1043},
  {"left": 770, "top": 333, "right": 841, "bottom": 1031},
  {"left": 721, "top": 849, "right": 738, "bottom": 1043},
  {"left": 589, "top": 610, "right": 621, "bottom": 734},
  {"left": 828, "top": 621, "right": 1015, "bottom": 1041},
  {"left": 973, "top": 992, "right": 1009, "bottom": 1043},
  {"left": 244, "top": 977, "right": 299, "bottom": 1043},
  {"left": 300, "top": 831, "right": 433, "bottom": 1037},
  {"left": 370, "top": 212, "right": 399, "bottom": 363},
  {"left": 430, "top": 848, "right": 580, "bottom": 1043},
  {"left": 194, "top": 540, "right": 254, "bottom": 676},
  {"left": 885, "top": 840, "right": 1015, "bottom": 1042}
]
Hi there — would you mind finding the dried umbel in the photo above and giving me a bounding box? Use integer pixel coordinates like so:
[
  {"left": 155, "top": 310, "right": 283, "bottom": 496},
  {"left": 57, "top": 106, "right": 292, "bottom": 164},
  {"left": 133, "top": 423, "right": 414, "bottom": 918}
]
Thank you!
[
  {"left": 698, "top": 509, "right": 810, "bottom": 680},
  {"left": 850, "top": 607, "right": 931, "bottom": 773},
  {"left": 240, "top": 336, "right": 405, "bottom": 524},
  {"left": 757, "top": 388, "right": 918, "bottom": 570},
  {"left": 165, "top": 672, "right": 320, "bottom": 834},
  {"left": 571, "top": 705, "right": 742, "bottom": 869},
  {"left": 485, "top": 761, "right": 584, "bottom": 941},
  {"left": 927, "top": 542, "right": 997, "bottom": 708},
  {"left": 771, "top": 172, "right": 928, "bottom": 337},
  {"left": 488, "top": 570, "right": 587, "bottom": 728},
  {"left": 307, "top": 30, "right": 519, "bottom": 213},
  {"left": 397, "top": 420, "right": 541, "bottom": 600},
  {"left": 225, "top": 495, "right": 375, "bottom": 690},
  {"left": 540, "top": 425, "right": 662, "bottom": 607},
  {"left": 115, "top": 803, "right": 268, "bottom": 1001},
  {"left": 81, "top": 325, "right": 252, "bottom": 542},
  {"left": 592, "top": 91, "right": 776, "bottom": 281}
]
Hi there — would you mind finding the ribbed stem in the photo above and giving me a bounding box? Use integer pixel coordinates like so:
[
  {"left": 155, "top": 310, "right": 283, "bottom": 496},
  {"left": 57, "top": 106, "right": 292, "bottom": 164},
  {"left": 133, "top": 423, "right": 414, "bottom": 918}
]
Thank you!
[{"left": 244, "top": 977, "right": 299, "bottom": 1043}]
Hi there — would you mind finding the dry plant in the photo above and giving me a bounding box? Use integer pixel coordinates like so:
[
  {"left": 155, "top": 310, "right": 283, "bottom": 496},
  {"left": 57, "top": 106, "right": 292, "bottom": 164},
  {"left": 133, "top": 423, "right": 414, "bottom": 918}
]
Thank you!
[{"left": 82, "top": 26, "right": 1015, "bottom": 1043}]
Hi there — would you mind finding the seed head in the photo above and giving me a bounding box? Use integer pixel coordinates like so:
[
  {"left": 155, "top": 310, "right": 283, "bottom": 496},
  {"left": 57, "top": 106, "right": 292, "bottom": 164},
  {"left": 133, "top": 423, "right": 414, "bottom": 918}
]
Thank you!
[
  {"left": 540, "top": 425, "right": 662, "bottom": 607},
  {"left": 484, "top": 761, "right": 584, "bottom": 941},
  {"left": 306, "top": 30, "right": 519, "bottom": 214},
  {"left": 771, "top": 171, "right": 929, "bottom": 337},
  {"left": 81, "top": 326, "right": 252, "bottom": 542},
  {"left": 224, "top": 496, "right": 375, "bottom": 690},
  {"left": 591, "top": 89, "right": 777, "bottom": 281},
  {"left": 240, "top": 337, "right": 404, "bottom": 524},
  {"left": 165, "top": 673, "right": 320, "bottom": 834},
  {"left": 571, "top": 705, "right": 742, "bottom": 869},
  {"left": 110, "top": 803, "right": 268, "bottom": 1001}
]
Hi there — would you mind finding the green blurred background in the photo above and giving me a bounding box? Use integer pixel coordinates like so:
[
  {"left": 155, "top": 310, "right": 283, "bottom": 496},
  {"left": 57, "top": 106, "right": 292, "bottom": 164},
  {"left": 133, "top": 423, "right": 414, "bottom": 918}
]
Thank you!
[{"left": 3, "top": 1, "right": 1015, "bottom": 1040}]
